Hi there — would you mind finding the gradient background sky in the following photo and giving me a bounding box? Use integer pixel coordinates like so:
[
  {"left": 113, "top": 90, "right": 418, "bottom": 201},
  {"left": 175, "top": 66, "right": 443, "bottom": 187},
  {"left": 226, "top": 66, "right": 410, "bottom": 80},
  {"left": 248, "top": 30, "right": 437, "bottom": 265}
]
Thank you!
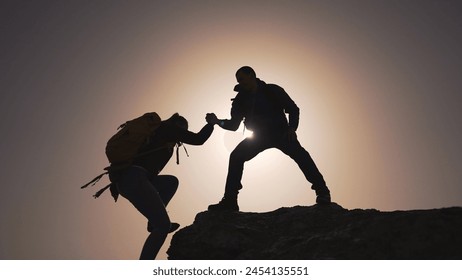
[{"left": 1, "top": 0, "right": 461, "bottom": 260}]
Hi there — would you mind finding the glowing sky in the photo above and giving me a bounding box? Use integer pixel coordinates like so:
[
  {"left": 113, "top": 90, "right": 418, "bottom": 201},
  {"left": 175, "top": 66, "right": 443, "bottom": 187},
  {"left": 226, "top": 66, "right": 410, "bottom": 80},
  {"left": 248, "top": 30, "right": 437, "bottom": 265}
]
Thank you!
[{"left": 1, "top": 0, "right": 461, "bottom": 260}]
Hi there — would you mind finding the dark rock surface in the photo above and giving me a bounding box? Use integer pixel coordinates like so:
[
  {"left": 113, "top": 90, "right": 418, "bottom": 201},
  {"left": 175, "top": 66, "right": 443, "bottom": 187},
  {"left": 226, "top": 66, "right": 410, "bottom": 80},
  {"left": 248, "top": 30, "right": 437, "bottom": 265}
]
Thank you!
[{"left": 167, "top": 203, "right": 462, "bottom": 259}]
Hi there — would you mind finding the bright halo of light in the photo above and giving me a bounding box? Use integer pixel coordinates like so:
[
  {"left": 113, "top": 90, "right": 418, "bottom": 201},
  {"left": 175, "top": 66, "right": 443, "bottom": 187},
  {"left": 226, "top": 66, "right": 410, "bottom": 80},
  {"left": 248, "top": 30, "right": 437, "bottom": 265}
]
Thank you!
[{"left": 244, "top": 129, "right": 254, "bottom": 139}]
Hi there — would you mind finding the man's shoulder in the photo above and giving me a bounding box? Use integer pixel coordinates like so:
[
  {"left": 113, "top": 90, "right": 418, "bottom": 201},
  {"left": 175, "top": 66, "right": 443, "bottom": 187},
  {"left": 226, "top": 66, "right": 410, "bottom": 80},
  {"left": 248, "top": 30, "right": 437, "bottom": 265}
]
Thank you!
[
  {"left": 263, "top": 84, "right": 287, "bottom": 99},
  {"left": 265, "top": 83, "right": 285, "bottom": 92}
]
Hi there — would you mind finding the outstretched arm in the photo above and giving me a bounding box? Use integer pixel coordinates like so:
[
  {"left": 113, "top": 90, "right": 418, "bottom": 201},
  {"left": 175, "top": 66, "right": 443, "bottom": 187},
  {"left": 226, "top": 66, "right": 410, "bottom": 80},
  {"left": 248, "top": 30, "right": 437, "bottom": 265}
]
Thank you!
[
  {"left": 177, "top": 122, "right": 214, "bottom": 145},
  {"left": 206, "top": 113, "right": 241, "bottom": 131}
]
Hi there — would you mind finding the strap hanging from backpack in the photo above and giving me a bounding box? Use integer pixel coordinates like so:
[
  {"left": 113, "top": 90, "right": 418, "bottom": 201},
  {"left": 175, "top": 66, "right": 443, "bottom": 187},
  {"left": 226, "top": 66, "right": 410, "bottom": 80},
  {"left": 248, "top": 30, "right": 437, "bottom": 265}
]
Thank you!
[
  {"left": 176, "top": 142, "right": 189, "bottom": 165},
  {"left": 92, "top": 182, "right": 119, "bottom": 201},
  {"left": 80, "top": 170, "right": 109, "bottom": 190},
  {"left": 80, "top": 166, "right": 119, "bottom": 201},
  {"left": 92, "top": 183, "right": 111, "bottom": 198}
]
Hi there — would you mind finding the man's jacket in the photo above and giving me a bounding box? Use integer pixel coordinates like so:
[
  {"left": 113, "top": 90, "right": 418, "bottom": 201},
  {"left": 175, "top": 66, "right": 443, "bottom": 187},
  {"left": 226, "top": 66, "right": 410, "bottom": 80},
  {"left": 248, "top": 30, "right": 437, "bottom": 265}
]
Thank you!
[{"left": 229, "top": 79, "right": 300, "bottom": 135}]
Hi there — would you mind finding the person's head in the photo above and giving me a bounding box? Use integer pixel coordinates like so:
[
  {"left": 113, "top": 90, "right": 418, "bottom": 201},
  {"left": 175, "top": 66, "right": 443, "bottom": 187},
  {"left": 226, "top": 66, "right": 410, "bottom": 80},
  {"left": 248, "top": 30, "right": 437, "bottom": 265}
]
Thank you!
[
  {"left": 235, "top": 66, "right": 258, "bottom": 92},
  {"left": 166, "top": 113, "right": 188, "bottom": 130}
]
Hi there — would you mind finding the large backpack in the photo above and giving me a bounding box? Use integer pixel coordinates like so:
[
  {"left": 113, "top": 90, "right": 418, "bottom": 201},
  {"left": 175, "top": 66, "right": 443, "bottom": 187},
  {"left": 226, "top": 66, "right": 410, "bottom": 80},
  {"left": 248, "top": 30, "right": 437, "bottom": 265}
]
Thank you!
[
  {"left": 81, "top": 112, "right": 162, "bottom": 200},
  {"left": 106, "top": 112, "right": 161, "bottom": 166}
]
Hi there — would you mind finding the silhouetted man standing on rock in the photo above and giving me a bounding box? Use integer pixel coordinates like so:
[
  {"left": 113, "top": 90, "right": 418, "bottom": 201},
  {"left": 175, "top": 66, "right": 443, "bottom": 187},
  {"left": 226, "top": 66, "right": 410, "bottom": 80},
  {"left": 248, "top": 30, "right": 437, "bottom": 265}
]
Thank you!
[{"left": 207, "top": 66, "right": 331, "bottom": 211}]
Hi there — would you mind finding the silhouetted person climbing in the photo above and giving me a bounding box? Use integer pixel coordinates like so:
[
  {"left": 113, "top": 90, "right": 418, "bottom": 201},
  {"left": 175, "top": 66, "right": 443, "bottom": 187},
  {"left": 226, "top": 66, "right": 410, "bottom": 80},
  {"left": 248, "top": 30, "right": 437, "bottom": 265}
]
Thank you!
[
  {"left": 207, "top": 66, "right": 331, "bottom": 211},
  {"left": 110, "top": 113, "right": 215, "bottom": 259}
]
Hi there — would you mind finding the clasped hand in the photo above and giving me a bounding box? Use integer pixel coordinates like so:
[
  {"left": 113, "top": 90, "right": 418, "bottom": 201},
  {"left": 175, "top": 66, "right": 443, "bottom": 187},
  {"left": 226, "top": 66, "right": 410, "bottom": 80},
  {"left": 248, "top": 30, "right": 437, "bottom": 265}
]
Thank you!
[{"left": 206, "top": 113, "right": 218, "bottom": 124}]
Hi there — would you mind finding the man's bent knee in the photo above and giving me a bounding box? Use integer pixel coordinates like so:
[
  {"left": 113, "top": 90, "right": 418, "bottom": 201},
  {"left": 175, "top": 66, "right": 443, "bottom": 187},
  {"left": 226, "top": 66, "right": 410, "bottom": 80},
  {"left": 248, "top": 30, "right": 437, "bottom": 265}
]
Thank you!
[
  {"left": 167, "top": 176, "right": 179, "bottom": 191},
  {"left": 229, "top": 149, "right": 250, "bottom": 164}
]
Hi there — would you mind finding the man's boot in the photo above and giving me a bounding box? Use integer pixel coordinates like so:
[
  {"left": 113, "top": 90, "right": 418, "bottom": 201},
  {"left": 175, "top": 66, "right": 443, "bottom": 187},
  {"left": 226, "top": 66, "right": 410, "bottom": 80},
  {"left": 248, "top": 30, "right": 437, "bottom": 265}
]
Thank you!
[
  {"left": 312, "top": 185, "right": 331, "bottom": 205},
  {"left": 147, "top": 222, "right": 180, "bottom": 233},
  {"left": 208, "top": 197, "right": 239, "bottom": 211}
]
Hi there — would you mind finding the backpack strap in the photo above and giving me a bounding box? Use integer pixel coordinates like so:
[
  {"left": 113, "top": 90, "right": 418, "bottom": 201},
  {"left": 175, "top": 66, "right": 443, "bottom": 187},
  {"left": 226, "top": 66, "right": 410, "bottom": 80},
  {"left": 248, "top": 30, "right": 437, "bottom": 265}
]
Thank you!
[
  {"left": 175, "top": 142, "right": 189, "bottom": 164},
  {"left": 93, "top": 183, "right": 111, "bottom": 198},
  {"left": 80, "top": 170, "right": 109, "bottom": 189},
  {"left": 92, "top": 182, "right": 119, "bottom": 202},
  {"left": 80, "top": 167, "right": 119, "bottom": 201}
]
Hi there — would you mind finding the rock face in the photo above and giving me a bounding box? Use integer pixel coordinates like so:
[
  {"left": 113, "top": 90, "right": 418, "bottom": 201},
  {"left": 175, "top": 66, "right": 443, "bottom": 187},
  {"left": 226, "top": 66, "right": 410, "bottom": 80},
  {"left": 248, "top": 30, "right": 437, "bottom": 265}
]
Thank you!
[{"left": 167, "top": 203, "right": 462, "bottom": 259}]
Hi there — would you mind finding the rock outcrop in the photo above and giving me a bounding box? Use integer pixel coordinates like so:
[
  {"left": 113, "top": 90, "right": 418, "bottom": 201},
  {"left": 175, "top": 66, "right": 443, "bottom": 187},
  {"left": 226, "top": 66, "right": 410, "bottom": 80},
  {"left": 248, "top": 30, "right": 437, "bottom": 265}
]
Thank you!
[{"left": 167, "top": 203, "right": 462, "bottom": 259}]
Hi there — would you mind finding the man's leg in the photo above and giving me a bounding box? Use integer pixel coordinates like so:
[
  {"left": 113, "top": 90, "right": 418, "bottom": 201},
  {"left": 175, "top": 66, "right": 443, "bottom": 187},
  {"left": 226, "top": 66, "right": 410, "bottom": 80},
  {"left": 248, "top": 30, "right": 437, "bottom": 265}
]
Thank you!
[
  {"left": 209, "top": 136, "right": 272, "bottom": 211},
  {"left": 116, "top": 167, "right": 172, "bottom": 259},
  {"left": 147, "top": 175, "right": 179, "bottom": 233},
  {"left": 277, "top": 138, "right": 331, "bottom": 204},
  {"left": 152, "top": 175, "right": 179, "bottom": 206}
]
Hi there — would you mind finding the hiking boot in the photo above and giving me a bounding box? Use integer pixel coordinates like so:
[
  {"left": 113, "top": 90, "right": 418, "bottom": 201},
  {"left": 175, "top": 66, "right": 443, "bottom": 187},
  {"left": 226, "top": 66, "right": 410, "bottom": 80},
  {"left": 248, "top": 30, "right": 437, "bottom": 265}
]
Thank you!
[
  {"left": 316, "top": 192, "right": 331, "bottom": 205},
  {"left": 147, "top": 222, "right": 180, "bottom": 233},
  {"left": 313, "top": 185, "right": 331, "bottom": 205},
  {"left": 208, "top": 197, "right": 239, "bottom": 212}
]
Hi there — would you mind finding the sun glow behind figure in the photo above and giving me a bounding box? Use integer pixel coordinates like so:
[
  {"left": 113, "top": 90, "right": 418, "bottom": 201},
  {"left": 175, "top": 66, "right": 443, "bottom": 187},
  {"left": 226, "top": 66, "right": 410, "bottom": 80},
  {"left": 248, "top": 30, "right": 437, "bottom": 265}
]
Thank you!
[
  {"left": 243, "top": 129, "right": 254, "bottom": 139},
  {"left": 1, "top": 0, "right": 459, "bottom": 262}
]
